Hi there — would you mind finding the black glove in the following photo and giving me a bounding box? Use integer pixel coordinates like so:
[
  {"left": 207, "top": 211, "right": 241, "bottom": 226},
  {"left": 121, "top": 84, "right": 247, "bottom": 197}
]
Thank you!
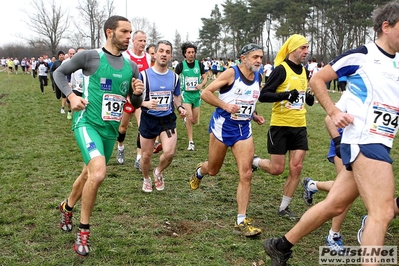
[
  {"left": 332, "top": 136, "right": 341, "bottom": 158},
  {"left": 283, "top": 89, "right": 299, "bottom": 103},
  {"left": 306, "top": 92, "right": 315, "bottom": 106}
]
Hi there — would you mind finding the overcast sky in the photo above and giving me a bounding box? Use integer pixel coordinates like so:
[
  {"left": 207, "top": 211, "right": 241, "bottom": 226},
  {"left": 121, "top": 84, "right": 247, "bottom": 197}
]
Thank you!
[{"left": 0, "top": 0, "right": 225, "bottom": 46}]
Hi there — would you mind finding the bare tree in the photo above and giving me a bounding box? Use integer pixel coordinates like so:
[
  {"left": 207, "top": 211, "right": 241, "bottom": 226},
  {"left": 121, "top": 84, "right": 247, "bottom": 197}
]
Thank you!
[
  {"left": 76, "top": 0, "right": 115, "bottom": 49},
  {"left": 130, "top": 17, "right": 152, "bottom": 34},
  {"left": 23, "top": 0, "right": 69, "bottom": 55}
]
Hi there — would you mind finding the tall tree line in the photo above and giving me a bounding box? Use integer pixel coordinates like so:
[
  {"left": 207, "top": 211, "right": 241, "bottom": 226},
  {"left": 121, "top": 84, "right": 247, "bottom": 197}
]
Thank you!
[{"left": 197, "top": 0, "right": 388, "bottom": 63}]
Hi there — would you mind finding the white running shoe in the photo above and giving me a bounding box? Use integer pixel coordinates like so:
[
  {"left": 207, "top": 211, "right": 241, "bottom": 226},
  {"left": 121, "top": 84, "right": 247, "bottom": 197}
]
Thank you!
[
  {"left": 187, "top": 141, "right": 195, "bottom": 151},
  {"left": 142, "top": 178, "right": 152, "bottom": 193},
  {"left": 154, "top": 169, "right": 164, "bottom": 191},
  {"left": 116, "top": 148, "right": 125, "bottom": 165}
]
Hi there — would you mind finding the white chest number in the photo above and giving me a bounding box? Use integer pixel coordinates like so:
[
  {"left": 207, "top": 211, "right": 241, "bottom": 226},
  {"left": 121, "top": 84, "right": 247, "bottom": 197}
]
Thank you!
[
  {"left": 185, "top": 77, "right": 198, "bottom": 91},
  {"left": 370, "top": 102, "right": 399, "bottom": 139},
  {"left": 102, "top": 94, "right": 126, "bottom": 121},
  {"left": 150, "top": 91, "right": 172, "bottom": 111},
  {"left": 231, "top": 99, "right": 255, "bottom": 120}
]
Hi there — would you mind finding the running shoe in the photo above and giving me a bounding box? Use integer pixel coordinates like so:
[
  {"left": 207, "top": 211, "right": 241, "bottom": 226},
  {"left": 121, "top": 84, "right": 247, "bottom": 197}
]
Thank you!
[
  {"left": 142, "top": 178, "right": 152, "bottom": 193},
  {"left": 278, "top": 207, "right": 299, "bottom": 220},
  {"left": 325, "top": 235, "right": 345, "bottom": 252},
  {"left": 301, "top": 177, "right": 317, "bottom": 206},
  {"left": 59, "top": 201, "right": 73, "bottom": 232},
  {"left": 189, "top": 163, "right": 203, "bottom": 190},
  {"left": 67, "top": 112, "right": 72, "bottom": 120},
  {"left": 60, "top": 108, "right": 65, "bottom": 114},
  {"left": 134, "top": 158, "right": 142, "bottom": 172},
  {"left": 74, "top": 229, "right": 90, "bottom": 257},
  {"left": 357, "top": 215, "right": 368, "bottom": 244},
  {"left": 263, "top": 238, "right": 292, "bottom": 266},
  {"left": 187, "top": 141, "right": 195, "bottom": 151},
  {"left": 154, "top": 169, "right": 165, "bottom": 191},
  {"left": 116, "top": 148, "right": 125, "bottom": 165},
  {"left": 234, "top": 217, "right": 262, "bottom": 237},
  {"left": 153, "top": 142, "right": 162, "bottom": 154}
]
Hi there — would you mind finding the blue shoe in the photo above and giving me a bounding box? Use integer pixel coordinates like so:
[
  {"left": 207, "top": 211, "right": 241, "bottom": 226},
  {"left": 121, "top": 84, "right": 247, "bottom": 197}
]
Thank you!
[
  {"left": 301, "top": 177, "right": 317, "bottom": 206},
  {"left": 357, "top": 215, "right": 367, "bottom": 244},
  {"left": 325, "top": 235, "right": 345, "bottom": 252}
]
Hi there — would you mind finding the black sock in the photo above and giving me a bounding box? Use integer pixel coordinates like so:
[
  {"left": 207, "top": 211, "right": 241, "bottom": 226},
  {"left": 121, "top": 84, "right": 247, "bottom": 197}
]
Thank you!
[
  {"left": 276, "top": 236, "right": 293, "bottom": 253},
  {"left": 79, "top": 223, "right": 90, "bottom": 230},
  {"left": 64, "top": 201, "right": 73, "bottom": 212},
  {"left": 117, "top": 131, "right": 126, "bottom": 143}
]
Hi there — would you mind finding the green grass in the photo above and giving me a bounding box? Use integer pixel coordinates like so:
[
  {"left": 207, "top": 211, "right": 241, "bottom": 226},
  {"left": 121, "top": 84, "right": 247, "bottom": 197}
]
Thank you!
[{"left": 0, "top": 71, "right": 397, "bottom": 266}]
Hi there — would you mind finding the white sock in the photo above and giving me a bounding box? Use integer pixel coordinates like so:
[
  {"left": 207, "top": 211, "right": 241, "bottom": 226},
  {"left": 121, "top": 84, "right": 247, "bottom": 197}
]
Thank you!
[
  {"left": 308, "top": 180, "right": 318, "bottom": 191},
  {"left": 118, "top": 145, "right": 124, "bottom": 151},
  {"left": 279, "top": 196, "right": 292, "bottom": 211},
  {"left": 197, "top": 168, "right": 203, "bottom": 178},
  {"left": 137, "top": 155, "right": 142, "bottom": 160},
  {"left": 329, "top": 229, "right": 340, "bottom": 239},
  {"left": 253, "top": 157, "right": 261, "bottom": 167},
  {"left": 154, "top": 167, "right": 160, "bottom": 176},
  {"left": 237, "top": 214, "right": 246, "bottom": 225}
]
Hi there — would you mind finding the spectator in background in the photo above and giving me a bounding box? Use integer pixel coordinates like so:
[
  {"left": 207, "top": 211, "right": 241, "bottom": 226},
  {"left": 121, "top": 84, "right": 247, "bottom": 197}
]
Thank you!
[
  {"left": 263, "top": 61, "right": 273, "bottom": 83},
  {"left": 307, "top": 57, "right": 318, "bottom": 79},
  {"left": 337, "top": 76, "right": 347, "bottom": 93},
  {"left": 171, "top": 58, "right": 179, "bottom": 70}
]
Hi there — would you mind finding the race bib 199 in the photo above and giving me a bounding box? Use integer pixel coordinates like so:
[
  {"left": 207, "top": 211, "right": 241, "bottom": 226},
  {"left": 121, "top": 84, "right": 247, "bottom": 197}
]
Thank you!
[{"left": 102, "top": 94, "right": 126, "bottom": 121}]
